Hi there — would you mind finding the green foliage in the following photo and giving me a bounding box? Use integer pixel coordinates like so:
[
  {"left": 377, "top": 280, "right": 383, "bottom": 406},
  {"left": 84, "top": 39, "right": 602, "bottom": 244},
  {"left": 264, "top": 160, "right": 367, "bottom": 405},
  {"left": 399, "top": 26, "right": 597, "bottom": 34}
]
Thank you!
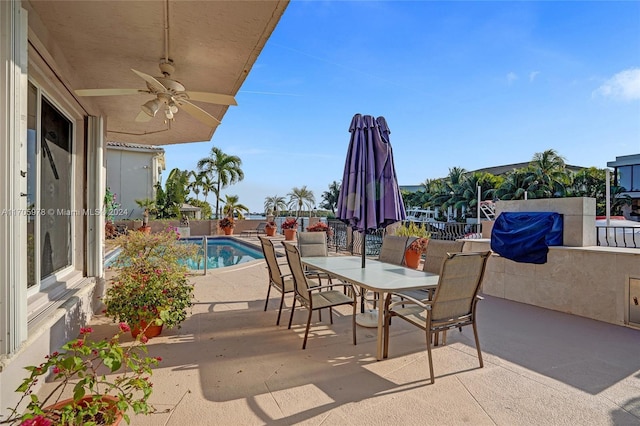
[
  {"left": 104, "top": 228, "right": 197, "bottom": 329},
  {"left": 394, "top": 222, "right": 430, "bottom": 238},
  {"left": 287, "top": 186, "right": 315, "bottom": 218},
  {"left": 320, "top": 181, "right": 341, "bottom": 214},
  {"left": 2, "top": 325, "right": 159, "bottom": 425},
  {"left": 186, "top": 198, "right": 212, "bottom": 219},
  {"left": 197, "top": 147, "right": 244, "bottom": 219},
  {"left": 222, "top": 194, "right": 249, "bottom": 219},
  {"left": 104, "top": 187, "right": 120, "bottom": 222}
]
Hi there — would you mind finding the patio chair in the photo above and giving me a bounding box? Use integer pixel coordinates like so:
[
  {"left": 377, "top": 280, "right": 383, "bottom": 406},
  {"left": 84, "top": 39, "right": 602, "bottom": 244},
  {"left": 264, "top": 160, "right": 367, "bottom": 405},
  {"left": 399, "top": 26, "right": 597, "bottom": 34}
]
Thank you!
[
  {"left": 241, "top": 222, "right": 267, "bottom": 237},
  {"left": 400, "top": 239, "right": 467, "bottom": 302},
  {"left": 423, "top": 239, "right": 466, "bottom": 274},
  {"left": 283, "top": 242, "right": 357, "bottom": 349},
  {"left": 383, "top": 251, "right": 491, "bottom": 384},
  {"left": 259, "top": 236, "right": 295, "bottom": 325},
  {"left": 297, "top": 231, "right": 334, "bottom": 285},
  {"left": 363, "top": 235, "right": 416, "bottom": 311},
  {"left": 378, "top": 235, "right": 411, "bottom": 265}
]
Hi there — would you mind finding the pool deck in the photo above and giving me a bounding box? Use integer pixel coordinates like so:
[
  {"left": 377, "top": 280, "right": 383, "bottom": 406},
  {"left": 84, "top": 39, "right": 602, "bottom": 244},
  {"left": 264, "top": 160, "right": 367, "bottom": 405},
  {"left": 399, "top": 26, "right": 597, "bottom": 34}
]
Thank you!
[{"left": 90, "top": 234, "right": 640, "bottom": 425}]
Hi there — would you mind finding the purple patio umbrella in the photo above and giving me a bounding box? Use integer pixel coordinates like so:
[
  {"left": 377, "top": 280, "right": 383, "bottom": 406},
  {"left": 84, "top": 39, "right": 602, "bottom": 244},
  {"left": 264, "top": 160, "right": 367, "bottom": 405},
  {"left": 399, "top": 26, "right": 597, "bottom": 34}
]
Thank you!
[{"left": 336, "top": 114, "right": 406, "bottom": 268}]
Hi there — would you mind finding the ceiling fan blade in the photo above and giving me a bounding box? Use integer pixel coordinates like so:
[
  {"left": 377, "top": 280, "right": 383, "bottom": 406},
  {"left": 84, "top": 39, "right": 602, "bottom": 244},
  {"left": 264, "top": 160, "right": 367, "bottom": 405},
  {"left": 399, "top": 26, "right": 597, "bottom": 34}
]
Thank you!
[
  {"left": 131, "top": 69, "right": 167, "bottom": 93},
  {"left": 75, "top": 88, "right": 144, "bottom": 96},
  {"left": 135, "top": 110, "right": 153, "bottom": 122},
  {"left": 175, "top": 99, "right": 221, "bottom": 127},
  {"left": 186, "top": 91, "right": 238, "bottom": 106}
]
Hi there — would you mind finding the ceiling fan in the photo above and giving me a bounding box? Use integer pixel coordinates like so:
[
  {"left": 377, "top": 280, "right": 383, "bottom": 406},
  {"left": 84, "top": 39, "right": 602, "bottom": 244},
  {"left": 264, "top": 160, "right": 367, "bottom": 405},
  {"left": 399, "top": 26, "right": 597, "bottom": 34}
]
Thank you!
[{"left": 75, "top": 59, "right": 237, "bottom": 127}]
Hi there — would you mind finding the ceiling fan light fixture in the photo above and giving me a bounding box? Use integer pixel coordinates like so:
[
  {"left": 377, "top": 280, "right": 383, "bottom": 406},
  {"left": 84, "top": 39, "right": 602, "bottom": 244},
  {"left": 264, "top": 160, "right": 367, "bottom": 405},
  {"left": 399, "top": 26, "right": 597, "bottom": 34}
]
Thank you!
[{"left": 141, "top": 98, "right": 162, "bottom": 117}]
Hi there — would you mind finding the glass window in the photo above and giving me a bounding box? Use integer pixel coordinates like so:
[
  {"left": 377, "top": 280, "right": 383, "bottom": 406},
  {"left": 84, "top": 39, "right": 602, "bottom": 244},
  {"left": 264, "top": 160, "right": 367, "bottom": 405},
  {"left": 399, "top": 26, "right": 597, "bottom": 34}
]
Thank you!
[
  {"left": 26, "top": 82, "right": 73, "bottom": 289},
  {"left": 632, "top": 165, "right": 640, "bottom": 192},
  {"left": 617, "top": 166, "right": 632, "bottom": 191}
]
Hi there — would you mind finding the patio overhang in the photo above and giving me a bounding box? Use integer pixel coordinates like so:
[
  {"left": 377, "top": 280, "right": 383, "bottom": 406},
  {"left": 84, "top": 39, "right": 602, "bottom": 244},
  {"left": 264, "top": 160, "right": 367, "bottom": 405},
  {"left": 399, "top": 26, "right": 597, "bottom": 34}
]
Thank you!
[{"left": 25, "top": 0, "right": 288, "bottom": 146}]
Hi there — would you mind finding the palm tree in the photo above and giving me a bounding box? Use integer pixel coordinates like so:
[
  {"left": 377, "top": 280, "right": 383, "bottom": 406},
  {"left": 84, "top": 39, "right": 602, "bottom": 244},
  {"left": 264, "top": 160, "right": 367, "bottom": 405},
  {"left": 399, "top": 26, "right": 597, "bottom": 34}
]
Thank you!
[
  {"left": 222, "top": 194, "right": 249, "bottom": 219},
  {"left": 187, "top": 171, "right": 203, "bottom": 201},
  {"left": 320, "top": 181, "right": 341, "bottom": 214},
  {"left": 287, "top": 186, "right": 315, "bottom": 218},
  {"left": 197, "top": 147, "right": 244, "bottom": 219},
  {"left": 264, "top": 195, "right": 287, "bottom": 217},
  {"left": 529, "top": 149, "right": 569, "bottom": 197}
]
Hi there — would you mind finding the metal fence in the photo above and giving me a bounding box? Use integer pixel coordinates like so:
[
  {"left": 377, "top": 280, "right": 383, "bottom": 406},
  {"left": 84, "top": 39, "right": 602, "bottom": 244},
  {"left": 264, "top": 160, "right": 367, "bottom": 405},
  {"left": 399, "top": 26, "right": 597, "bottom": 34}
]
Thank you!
[
  {"left": 596, "top": 226, "right": 640, "bottom": 248},
  {"left": 327, "top": 219, "right": 385, "bottom": 255}
]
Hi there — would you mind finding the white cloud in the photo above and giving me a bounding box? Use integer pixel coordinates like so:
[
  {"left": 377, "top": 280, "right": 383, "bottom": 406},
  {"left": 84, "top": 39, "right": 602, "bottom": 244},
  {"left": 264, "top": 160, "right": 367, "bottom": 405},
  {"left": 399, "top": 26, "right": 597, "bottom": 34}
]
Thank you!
[
  {"left": 529, "top": 71, "right": 540, "bottom": 82},
  {"left": 594, "top": 68, "right": 640, "bottom": 101},
  {"left": 507, "top": 72, "right": 518, "bottom": 85}
]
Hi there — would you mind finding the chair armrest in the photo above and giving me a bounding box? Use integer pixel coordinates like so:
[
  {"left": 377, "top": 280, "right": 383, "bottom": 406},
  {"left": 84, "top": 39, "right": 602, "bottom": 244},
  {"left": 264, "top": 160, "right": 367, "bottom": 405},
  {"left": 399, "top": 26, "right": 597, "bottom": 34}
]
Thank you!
[
  {"left": 386, "top": 292, "right": 431, "bottom": 310},
  {"left": 308, "top": 283, "right": 352, "bottom": 292}
]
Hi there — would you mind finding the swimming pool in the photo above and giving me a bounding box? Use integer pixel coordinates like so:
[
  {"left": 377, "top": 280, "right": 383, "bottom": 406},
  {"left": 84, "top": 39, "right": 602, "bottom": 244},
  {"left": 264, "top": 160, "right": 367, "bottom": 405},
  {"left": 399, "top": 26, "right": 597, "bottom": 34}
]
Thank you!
[
  {"left": 184, "top": 237, "right": 264, "bottom": 270},
  {"left": 105, "top": 237, "right": 264, "bottom": 270}
]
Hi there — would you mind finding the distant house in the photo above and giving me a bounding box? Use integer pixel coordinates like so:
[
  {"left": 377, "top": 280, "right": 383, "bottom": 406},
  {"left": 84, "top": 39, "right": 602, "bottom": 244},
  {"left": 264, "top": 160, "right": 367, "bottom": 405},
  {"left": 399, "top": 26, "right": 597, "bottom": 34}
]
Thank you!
[
  {"left": 106, "top": 142, "right": 165, "bottom": 220},
  {"left": 607, "top": 154, "right": 640, "bottom": 219}
]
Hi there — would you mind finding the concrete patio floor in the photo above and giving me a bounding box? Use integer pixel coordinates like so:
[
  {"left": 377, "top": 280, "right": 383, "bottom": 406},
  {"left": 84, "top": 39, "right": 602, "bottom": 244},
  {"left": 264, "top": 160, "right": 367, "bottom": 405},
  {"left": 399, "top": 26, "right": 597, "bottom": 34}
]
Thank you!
[{"left": 92, "top": 237, "right": 640, "bottom": 425}]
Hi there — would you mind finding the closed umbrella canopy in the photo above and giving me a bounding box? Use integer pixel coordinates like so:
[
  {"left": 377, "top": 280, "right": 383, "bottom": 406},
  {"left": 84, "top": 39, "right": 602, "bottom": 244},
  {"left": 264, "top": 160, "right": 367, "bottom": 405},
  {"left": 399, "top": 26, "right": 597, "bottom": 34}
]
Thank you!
[{"left": 336, "top": 113, "right": 406, "bottom": 266}]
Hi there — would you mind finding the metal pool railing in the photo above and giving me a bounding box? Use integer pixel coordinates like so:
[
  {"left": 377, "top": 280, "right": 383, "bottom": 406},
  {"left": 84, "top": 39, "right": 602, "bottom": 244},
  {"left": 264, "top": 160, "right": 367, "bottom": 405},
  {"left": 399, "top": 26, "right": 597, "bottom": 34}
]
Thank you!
[{"left": 596, "top": 226, "right": 640, "bottom": 248}]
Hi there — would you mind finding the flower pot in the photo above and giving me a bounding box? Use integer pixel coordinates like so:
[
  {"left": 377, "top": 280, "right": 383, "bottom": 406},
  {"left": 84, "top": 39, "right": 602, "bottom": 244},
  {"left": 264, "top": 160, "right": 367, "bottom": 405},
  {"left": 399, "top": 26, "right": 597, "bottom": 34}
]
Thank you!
[
  {"left": 138, "top": 225, "right": 151, "bottom": 235},
  {"left": 223, "top": 227, "right": 233, "bottom": 235},
  {"left": 266, "top": 227, "right": 276, "bottom": 237},
  {"left": 131, "top": 320, "right": 163, "bottom": 339},
  {"left": 44, "top": 395, "right": 123, "bottom": 425},
  {"left": 404, "top": 249, "right": 421, "bottom": 269},
  {"left": 284, "top": 228, "right": 297, "bottom": 241}
]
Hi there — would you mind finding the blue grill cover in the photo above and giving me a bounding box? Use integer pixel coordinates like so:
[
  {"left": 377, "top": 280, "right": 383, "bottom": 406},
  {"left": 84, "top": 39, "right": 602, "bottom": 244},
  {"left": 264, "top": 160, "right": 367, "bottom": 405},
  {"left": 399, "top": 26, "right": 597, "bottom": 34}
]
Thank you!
[{"left": 491, "top": 212, "right": 563, "bottom": 264}]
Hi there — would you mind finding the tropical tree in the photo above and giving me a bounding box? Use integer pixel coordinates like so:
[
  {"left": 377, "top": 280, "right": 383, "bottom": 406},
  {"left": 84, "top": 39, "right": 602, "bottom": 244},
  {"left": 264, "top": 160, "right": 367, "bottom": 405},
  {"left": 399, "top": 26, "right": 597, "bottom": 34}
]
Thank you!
[
  {"left": 528, "top": 149, "right": 570, "bottom": 197},
  {"left": 222, "top": 194, "right": 249, "bottom": 219},
  {"left": 320, "top": 181, "right": 341, "bottom": 214},
  {"left": 197, "top": 147, "right": 244, "bottom": 219},
  {"left": 287, "top": 186, "right": 315, "bottom": 218},
  {"left": 264, "top": 195, "right": 287, "bottom": 217},
  {"left": 154, "top": 168, "right": 190, "bottom": 218},
  {"left": 188, "top": 171, "right": 204, "bottom": 201},
  {"left": 186, "top": 198, "right": 213, "bottom": 220}
]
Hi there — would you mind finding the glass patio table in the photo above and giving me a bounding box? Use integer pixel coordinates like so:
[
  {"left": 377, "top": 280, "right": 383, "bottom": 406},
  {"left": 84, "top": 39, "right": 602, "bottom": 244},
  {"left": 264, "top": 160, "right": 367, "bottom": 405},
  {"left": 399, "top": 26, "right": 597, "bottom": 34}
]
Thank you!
[{"left": 300, "top": 256, "right": 439, "bottom": 361}]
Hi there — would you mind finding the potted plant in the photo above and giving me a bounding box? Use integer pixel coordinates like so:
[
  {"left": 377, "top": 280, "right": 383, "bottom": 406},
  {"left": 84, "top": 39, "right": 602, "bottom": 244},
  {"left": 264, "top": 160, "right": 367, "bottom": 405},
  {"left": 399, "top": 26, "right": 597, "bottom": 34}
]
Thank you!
[
  {"left": 218, "top": 217, "right": 234, "bottom": 235},
  {"left": 265, "top": 221, "right": 277, "bottom": 237},
  {"left": 103, "top": 228, "right": 197, "bottom": 338},
  {"left": 135, "top": 198, "right": 155, "bottom": 235},
  {"left": 405, "top": 237, "right": 430, "bottom": 269},
  {"left": 281, "top": 218, "right": 298, "bottom": 241},
  {"left": 1, "top": 324, "right": 160, "bottom": 425},
  {"left": 306, "top": 221, "right": 333, "bottom": 237}
]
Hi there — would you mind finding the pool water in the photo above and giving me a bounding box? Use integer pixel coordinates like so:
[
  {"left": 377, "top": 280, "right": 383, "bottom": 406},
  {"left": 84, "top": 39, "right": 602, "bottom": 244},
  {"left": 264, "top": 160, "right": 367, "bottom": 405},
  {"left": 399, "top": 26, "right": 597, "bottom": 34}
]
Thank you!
[
  {"left": 105, "top": 237, "right": 264, "bottom": 270},
  {"left": 184, "top": 237, "right": 264, "bottom": 270}
]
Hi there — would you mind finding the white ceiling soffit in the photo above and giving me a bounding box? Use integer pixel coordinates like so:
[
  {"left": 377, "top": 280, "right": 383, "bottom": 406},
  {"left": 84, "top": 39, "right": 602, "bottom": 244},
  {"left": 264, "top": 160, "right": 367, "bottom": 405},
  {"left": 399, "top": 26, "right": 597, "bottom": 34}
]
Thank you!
[{"left": 27, "top": 0, "right": 288, "bottom": 146}]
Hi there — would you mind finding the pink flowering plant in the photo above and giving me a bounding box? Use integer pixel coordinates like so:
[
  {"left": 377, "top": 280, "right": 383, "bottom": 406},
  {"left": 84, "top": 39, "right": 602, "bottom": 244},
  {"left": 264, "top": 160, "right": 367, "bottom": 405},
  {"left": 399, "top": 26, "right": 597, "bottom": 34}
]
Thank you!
[
  {"left": 218, "top": 217, "right": 234, "bottom": 229},
  {"left": 0, "top": 324, "right": 160, "bottom": 425},
  {"left": 280, "top": 218, "right": 298, "bottom": 230},
  {"left": 104, "top": 228, "right": 197, "bottom": 329},
  {"left": 407, "top": 237, "right": 430, "bottom": 254},
  {"left": 306, "top": 222, "right": 333, "bottom": 237}
]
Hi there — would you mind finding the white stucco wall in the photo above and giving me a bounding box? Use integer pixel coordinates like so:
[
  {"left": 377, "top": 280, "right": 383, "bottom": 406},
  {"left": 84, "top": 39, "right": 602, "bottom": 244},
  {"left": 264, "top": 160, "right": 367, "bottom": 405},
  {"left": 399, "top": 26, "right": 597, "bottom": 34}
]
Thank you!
[{"left": 106, "top": 147, "right": 163, "bottom": 220}]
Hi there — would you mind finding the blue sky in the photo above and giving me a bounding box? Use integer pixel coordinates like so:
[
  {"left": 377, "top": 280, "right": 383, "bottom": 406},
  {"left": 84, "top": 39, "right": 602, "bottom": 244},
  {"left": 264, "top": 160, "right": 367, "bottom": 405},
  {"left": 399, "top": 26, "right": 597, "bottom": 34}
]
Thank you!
[{"left": 163, "top": 0, "right": 640, "bottom": 213}]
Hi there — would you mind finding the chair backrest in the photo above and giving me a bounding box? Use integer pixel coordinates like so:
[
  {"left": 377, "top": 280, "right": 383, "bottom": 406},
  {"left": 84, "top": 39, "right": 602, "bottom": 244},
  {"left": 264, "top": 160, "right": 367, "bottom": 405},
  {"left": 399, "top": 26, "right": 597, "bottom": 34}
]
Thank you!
[
  {"left": 378, "top": 235, "right": 409, "bottom": 265},
  {"left": 297, "top": 231, "right": 328, "bottom": 257},
  {"left": 283, "top": 242, "right": 312, "bottom": 303},
  {"left": 258, "top": 236, "right": 285, "bottom": 287},
  {"left": 430, "top": 251, "right": 490, "bottom": 323},
  {"left": 423, "top": 239, "right": 466, "bottom": 274}
]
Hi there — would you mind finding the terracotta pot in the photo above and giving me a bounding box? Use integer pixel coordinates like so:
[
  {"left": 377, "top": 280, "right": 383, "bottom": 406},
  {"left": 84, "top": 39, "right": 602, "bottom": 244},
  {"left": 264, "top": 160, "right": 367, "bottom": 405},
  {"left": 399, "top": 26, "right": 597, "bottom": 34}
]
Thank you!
[
  {"left": 266, "top": 227, "right": 276, "bottom": 237},
  {"left": 223, "top": 227, "right": 233, "bottom": 235},
  {"left": 404, "top": 249, "right": 421, "bottom": 269},
  {"left": 138, "top": 225, "right": 151, "bottom": 235},
  {"left": 284, "top": 228, "right": 297, "bottom": 241},
  {"left": 44, "top": 395, "right": 123, "bottom": 425},
  {"left": 131, "top": 320, "right": 163, "bottom": 339}
]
